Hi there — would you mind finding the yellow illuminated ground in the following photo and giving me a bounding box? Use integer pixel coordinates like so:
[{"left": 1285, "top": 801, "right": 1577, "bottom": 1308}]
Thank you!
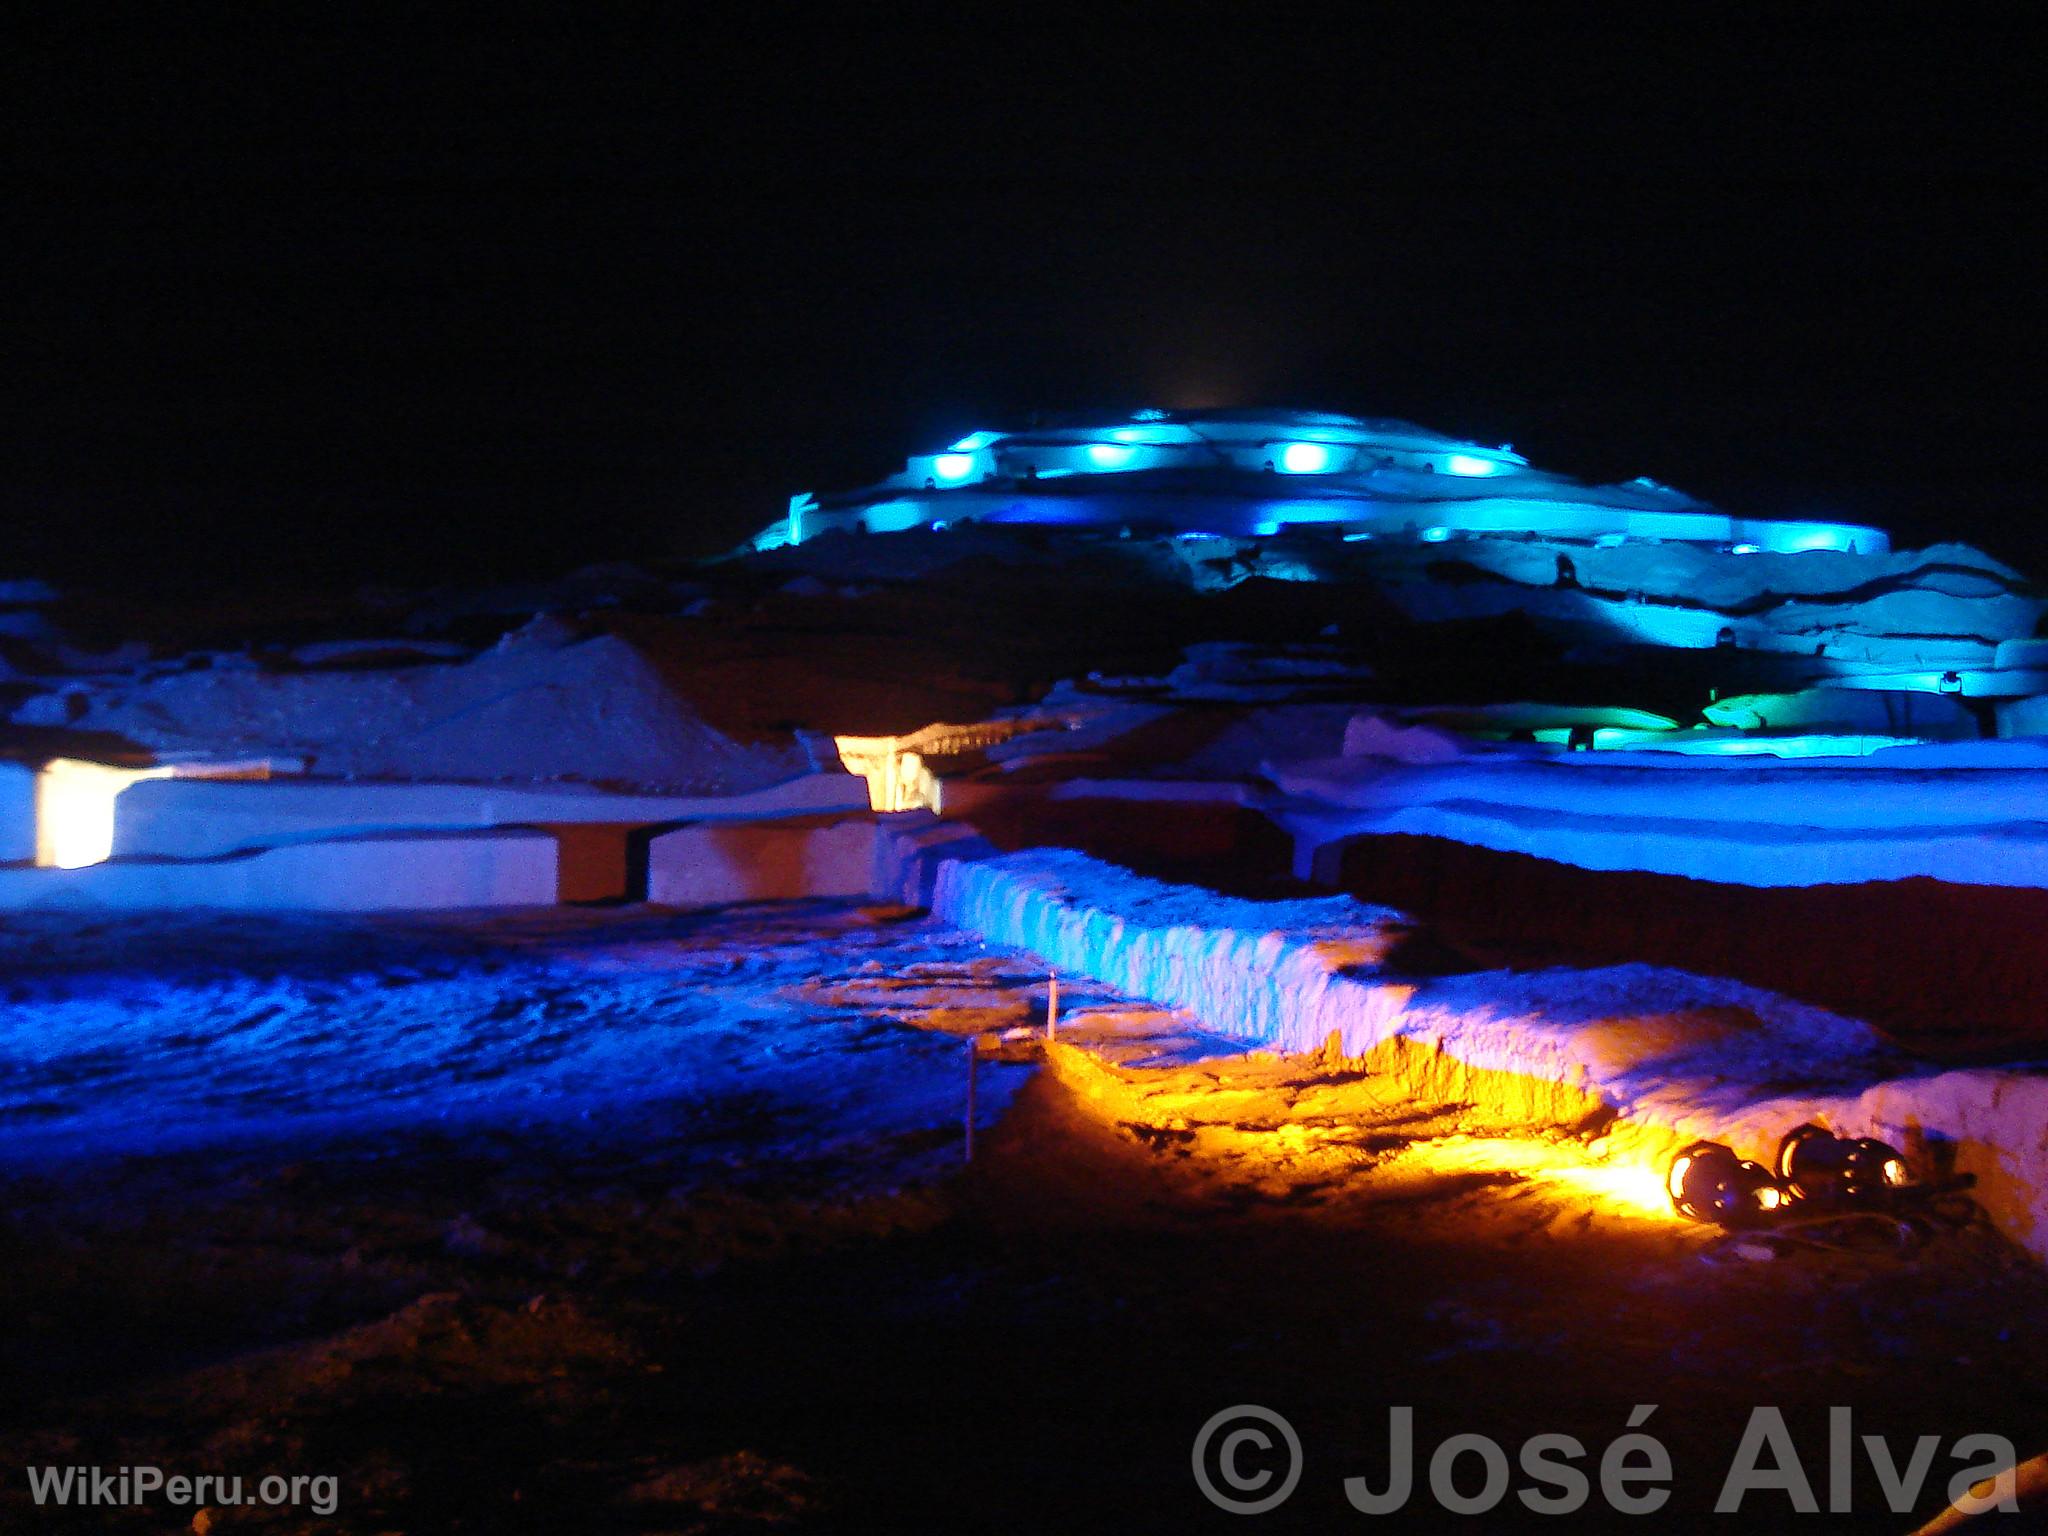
[{"left": 1009, "top": 1002, "right": 1687, "bottom": 1237}]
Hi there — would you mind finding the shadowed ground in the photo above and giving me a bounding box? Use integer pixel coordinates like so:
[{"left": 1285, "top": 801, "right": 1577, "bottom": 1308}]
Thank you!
[{"left": 3, "top": 905, "right": 2046, "bottom": 1532}]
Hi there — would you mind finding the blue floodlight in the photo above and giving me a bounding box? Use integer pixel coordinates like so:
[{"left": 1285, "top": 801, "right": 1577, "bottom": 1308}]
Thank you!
[
  {"left": 1420, "top": 526, "right": 1452, "bottom": 543},
  {"left": 1086, "top": 442, "right": 1137, "bottom": 469},
  {"left": 1444, "top": 454, "right": 1500, "bottom": 477},
  {"left": 948, "top": 431, "right": 1001, "bottom": 452},
  {"left": 1730, "top": 543, "right": 1761, "bottom": 555},
  {"left": 933, "top": 453, "right": 977, "bottom": 483}
]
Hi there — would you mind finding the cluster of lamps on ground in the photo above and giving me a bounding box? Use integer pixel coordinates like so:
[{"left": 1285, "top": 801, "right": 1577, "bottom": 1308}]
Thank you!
[{"left": 1667, "top": 1125, "right": 1918, "bottom": 1227}]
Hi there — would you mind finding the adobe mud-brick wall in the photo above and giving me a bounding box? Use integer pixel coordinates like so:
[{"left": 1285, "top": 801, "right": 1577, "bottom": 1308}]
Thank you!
[
  {"left": 0, "top": 761, "right": 34, "bottom": 863},
  {"left": 646, "top": 815, "right": 878, "bottom": 907},
  {"left": 0, "top": 829, "right": 558, "bottom": 911},
  {"left": 1327, "top": 832, "right": 2048, "bottom": 1058}
]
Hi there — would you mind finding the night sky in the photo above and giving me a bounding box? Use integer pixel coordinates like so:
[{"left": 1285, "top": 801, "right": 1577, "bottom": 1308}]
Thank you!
[{"left": 5, "top": 15, "right": 2040, "bottom": 594}]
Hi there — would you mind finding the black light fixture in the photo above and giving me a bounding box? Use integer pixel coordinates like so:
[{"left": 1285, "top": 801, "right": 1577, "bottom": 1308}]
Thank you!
[
  {"left": 1776, "top": 1124, "right": 1911, "bottom": 1208},
  {"left": 1667, "top": 1140, "right": 1787, "bottom": 1227}
]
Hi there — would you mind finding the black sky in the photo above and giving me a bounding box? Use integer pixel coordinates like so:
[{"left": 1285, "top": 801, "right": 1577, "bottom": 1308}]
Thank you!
[{"left": 4, "top": 13, "right": 2040, "bottom": 594}]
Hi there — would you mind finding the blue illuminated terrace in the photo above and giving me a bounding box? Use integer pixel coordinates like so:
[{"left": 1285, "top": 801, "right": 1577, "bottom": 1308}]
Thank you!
[{"left": 756, "top": 409, "right": 1888, "bottom": 556}]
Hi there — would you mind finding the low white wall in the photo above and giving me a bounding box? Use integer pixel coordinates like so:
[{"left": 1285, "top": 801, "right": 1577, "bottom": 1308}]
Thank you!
[
  {"left": 885, "top": 825, "right": 2048, "bottom": 1262},
  {"left": 111, "top": 772, "right": 870, "bottom": 859},
  {"left": 0, "top": 830, "right": 557, "bottom": 911},
  {"left": 1999, "top": 694, "right": 2048, "bottom": 738},
  {"left": 1269, "top": 747, "right": 2048, "bottom": 890},
  {"left": 870, "top": 813, "right": 1003, "bottom": 907},
  {"left": 647, "top": 816, "right": 878, "bottom": 907},
  {"left": 1284, "top": 800, "right": 2048, "bottom": 890},
  {"left": 0, "top": 761, "right": 34, "bottom": 863}
]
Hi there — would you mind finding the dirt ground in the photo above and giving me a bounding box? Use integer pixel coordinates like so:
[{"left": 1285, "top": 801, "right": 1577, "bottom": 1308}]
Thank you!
[{"left": 6, "top": 961, "right": 2048, "bottom": 1534}]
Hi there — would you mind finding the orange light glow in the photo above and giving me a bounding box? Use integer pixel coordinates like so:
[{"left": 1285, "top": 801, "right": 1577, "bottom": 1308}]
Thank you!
[
  {"left": 1667, "top": 1154, "right": 1693, "bottom": 1200},
  {"left": 834, "top": 717, "right": 1063, "bottom": 813},
  {"left": 1404, "top": 1135, "right": 1680, "bottom": 1221}
]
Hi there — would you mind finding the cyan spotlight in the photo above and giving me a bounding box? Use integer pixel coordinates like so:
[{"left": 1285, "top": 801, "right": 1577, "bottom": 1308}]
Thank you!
[
  {"left": 1776, "top": 1124, "right": 1911, "bottom": 1209},
  {"left": 1668, "top": 1141, "right": 1786, "bottom": 1227},
  {"left": 1443, "top": 453, "right": 1501, "bottom": 477},
  {"left": 1277, "top": 441, "right": 1333, "bottom": 474}
]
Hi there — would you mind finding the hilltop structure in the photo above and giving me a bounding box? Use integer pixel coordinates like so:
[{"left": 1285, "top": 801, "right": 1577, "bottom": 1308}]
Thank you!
[{"left": 755, "top": 408, "right": 1886, "bottom": 555}]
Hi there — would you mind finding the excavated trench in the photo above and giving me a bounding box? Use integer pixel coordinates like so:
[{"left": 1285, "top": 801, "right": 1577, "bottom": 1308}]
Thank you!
[{"left": 946, "top": 790, "right": 2048, "bottom": 1062}]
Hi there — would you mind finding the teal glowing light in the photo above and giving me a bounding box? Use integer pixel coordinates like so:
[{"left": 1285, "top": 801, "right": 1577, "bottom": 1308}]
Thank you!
[
  {"left": 948, "top": 431, "right": 1001, "bottom": 452},
  {"left": 1420, "top": 526, "right": 1452, "bottom": 543},
  {"left": 1444, "top": 454, "right": 1500, "bottom": 477},
  {"left": 1785, "top": 529, "right": 1851, "bottom": 552},
  {"left": 1086, "top": 442, "right": 1136, "bottom": 469},
  {"left": 785, "top": 492, "right": 816, "bottom": 548},
  {"left": 864, "top": 499, "right": 927, "bottom": 533},
  {"left": 932, "top": 453, "right": 976, "bottom": 483},
  {"left": 1278, "top": 442, "right": 1333, "bottom": 474},
  {"left": 1730, "top": 543, "right": 1762, "bottom": 555}
]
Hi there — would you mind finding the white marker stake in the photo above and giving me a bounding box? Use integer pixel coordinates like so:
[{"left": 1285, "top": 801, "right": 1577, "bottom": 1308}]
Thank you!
[
  {"left": 1046, "top": 972, "right": 1059, "bottom": 1040},
  {"left": 964, "top": 1036, "right": 978, "bottom": 1163}
]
